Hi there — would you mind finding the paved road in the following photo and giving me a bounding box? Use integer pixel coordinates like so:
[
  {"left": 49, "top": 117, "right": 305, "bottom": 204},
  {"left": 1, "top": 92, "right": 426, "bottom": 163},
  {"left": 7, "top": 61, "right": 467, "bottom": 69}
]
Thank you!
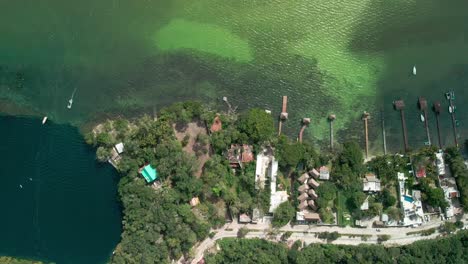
[{"left": 187, "top": 218, "right": 467, "bottom": 264}]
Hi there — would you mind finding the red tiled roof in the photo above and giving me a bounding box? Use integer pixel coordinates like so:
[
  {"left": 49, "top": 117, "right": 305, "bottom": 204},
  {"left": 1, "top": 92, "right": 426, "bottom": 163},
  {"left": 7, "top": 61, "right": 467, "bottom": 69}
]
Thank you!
[
  {"left": 241, "top": 144, "right": 254, "bottom": 163},
  {"left": 416, "top": 167, "right": 426, "bottom": 178},
  {"left": 210, "top": 115, "right": 222, "bottom": 132}
]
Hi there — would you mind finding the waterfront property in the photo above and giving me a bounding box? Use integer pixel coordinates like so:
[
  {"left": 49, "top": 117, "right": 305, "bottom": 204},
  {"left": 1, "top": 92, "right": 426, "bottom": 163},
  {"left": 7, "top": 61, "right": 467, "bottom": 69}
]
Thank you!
[
  {"left": 268, "top": 156, "right": 288, "bottom": 213},
  {"left": 139, "top": 164, "right": 158, "bottom": 183},
  {"left": 226, "top": 144, "right": 254, "bottom": 168},
  {"left": 362, "top": 173, "right": 381, "bottom": 192},
  {"left": 439, "top": 171, "right": 463, "bottom": 219},
  {"left": 397, "top": 172, "right": 425, "bottom": 227},
  {"left": 435, "top": 151, "right": 446, "bottom": 176},
  {"left": 108, "top": 142, "right": 124, "bottom": 168},
  {"left": 210, "top": 114, "right": 222, "bottom": 133},
  {"left": 296, "top": 168, "right": 323, "bottom": 223}
]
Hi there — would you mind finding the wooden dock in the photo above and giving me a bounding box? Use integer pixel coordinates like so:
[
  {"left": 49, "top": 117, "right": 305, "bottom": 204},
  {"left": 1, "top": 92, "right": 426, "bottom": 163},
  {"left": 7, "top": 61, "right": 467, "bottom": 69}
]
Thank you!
[
  {"left": 278, "top": 96, "right": 288, "bottom": 135},
  {"left": 394, "top": 100, "right": 409, "bottom": 152},
  {"left": 328, "top": 114, "right": 336, "bottom": 151},
  {"left": 418, "top": 97, "right": 431, "bottom": 145},
  {"left": 433, "top": 101, "right": 443, "bottom": 149},
  {"left": 448, "top": 93, "right": 459, "bottom": 147},
  {"left": 381, "top": 110, "right": 387, "bottom": 155},
  {"left": 362, "top": 112, "right": 370, "bottom": 158},
  {"left": 298, "top": 118, "right": 310, "bottom": 143}
]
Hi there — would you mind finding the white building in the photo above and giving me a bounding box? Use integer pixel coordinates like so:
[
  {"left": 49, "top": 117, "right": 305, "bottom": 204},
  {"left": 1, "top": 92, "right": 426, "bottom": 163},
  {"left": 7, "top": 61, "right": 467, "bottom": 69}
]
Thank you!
[
  {"left": 319, "top": 166, "right": 330, "bottom": 180},
  {"left": 114, "top": 142, "right": 124, "bottom": 154},
  {"left": 255, "top": 151, "right": 289, "bottom": 213},
  {"left": 435, "top": 152, "right": 446, "bottom": 176},
  {"left": 397, "top": 172, "right": 425, "bottom": 226},
  {"left": 363, "top": 173, "right": 381, "bottom": 192},
  {"left": 255, "top": 153, "right": 270, "bottom": 189}
]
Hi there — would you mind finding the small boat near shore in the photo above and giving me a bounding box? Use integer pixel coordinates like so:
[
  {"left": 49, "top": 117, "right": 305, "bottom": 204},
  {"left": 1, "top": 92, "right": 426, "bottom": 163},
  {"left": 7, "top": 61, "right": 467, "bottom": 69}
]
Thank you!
[
  {"left": 42, "top": 116, "right": 48, "bottom": 124},
  {"left": 67, "top": 87, "right": 77, "bottom": 109},
  {"left": 449, "top": 106, "right": 456, "bottom": 113},
  {"left": 67, "top": 98, "right": 73, "bottom": 109},
  {"left": 445, "top": 91, "right": 455, "bottom": 100},
  {"left": 420, "top": 114, "right": 425, "bottom": 122}
]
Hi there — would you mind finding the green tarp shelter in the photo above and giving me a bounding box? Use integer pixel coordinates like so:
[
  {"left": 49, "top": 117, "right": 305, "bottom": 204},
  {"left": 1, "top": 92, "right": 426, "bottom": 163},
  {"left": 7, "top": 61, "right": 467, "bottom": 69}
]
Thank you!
[{"left": 140, "top": 164, "right": 158, "bottom": 183}]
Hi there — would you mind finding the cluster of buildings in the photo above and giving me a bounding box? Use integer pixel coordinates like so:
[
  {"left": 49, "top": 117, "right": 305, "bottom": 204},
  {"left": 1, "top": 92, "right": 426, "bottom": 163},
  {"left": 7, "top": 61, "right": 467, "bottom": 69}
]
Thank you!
[
  {"left": 254, "top": 148, "right": 288, "bottom": 214},
  {"left": 396, "top": 172, "right": 425, "bottom": 227},
  {"left": 295, "top": 166, "right": 330, "bottom": 224},
  {"left": 230, "top": 146, "right": 289, "bottom": 224},
  {"left": 437, "top": 152, "right": 462, "bottom": 219},
  {"left": 226, "top": 144, "right": 255, "bottom": 168}
]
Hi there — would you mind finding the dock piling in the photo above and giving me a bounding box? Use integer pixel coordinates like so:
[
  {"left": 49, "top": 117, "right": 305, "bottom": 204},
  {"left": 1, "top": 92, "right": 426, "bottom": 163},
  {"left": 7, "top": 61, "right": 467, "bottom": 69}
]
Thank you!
[
  {"left": 362, "top": 112, "right": 370, "bottom": 158},
  {"left": 381, "top": 110, "right": 387, "bottom": 155},
  {"left": 328, "top": 114, "right": 336, "bottom": 151},
  {"left": 278, "top": 96, "right": 288, "bottom": 136},
  {"left": 418, "top": 97, "right": 431, "bottom": 146},
  {"left": 448, "top": 93, "right": 459, "bottom": 148},
  {"left": 394, "top": 100, "right": 409, "bottom": 152},
  {"left": 298, "top": 118, "right": 311, "bottom": 143},
  {"left": 433, "top": 101, "right": 443, "bottom": 149}
]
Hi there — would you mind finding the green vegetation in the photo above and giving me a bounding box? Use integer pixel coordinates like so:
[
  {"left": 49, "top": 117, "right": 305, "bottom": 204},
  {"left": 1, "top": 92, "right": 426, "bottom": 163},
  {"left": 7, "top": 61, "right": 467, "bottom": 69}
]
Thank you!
[
  {"left": 207, "top": 231, "right": 468, "bottom": 264},
  {"left": 445, "top": 147, "right": 468, "bottom": 209},
  {"left": 417, "top": 178, "right": 448, "bottom": 209},
  {"left": 439, "top": 222, "right": 457, "bottom": 234},
  {"left": 0, "top": 257, "right": 50, "bottom": 264},
  {"left": 316, "top": 182, "right": 336, "bottom": 224},
  {"left": 407, "top": 228, "right": 436, "bottom": 236},
  {"left": 206, "top": 238, "right": 288, "bottom": 264},
  {"left": 377, "top": 234, "right": 391, "bottom": 243},
  {"left": 317, "top": 231, "right": 341, "bottom": 242},
  {"left": 237, "top": 227, "right": 249, "bottom": 238},
  {"left": 281, "top": 231, "right": 293, "bottom": 241},
  {"left": 237, "top": 108, "right": 275, "bottom": 144},
  {"left": 272, "top": 201, "right": 295, "bottom": 228},
  {"left": 332, "top": 142, "right": 366, "bottom": 220},
  {"left": 89, "top": 101, "right": 293, "bottom": 263}
]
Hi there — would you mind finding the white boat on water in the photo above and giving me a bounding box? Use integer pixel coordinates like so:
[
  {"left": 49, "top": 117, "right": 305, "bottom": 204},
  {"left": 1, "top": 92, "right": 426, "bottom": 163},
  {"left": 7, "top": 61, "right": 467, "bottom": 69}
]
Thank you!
[
  {"left": 449, "top": 106, "right": 456, "bottom": 113},
  {"left": 42, "top": 116, "right": 48, "bottom": 124},
  {"left": 67, "top": 98, "right": 73, "bottom": 109},
  {"left": 420, "top": 114, "right": 425, "bottom": 122},
  {"left": 413, "top": 66, "right": 417, "bottom": 75},
  {"left": 67, "top": 87, "right": 77, "bottom": 109}
]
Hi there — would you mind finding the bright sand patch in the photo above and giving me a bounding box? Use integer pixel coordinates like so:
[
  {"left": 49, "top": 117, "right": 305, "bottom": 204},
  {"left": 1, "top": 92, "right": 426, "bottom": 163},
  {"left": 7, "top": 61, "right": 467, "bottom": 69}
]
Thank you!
[{"left": 155, "top": 19, "right": 253, "bottom": 62}]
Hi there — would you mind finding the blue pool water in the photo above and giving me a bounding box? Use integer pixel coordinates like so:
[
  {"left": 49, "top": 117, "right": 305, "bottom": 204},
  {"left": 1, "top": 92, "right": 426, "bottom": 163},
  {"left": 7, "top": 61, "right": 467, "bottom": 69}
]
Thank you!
[{"left": 404, "top": 196, "right": 414, "bottom": 203}]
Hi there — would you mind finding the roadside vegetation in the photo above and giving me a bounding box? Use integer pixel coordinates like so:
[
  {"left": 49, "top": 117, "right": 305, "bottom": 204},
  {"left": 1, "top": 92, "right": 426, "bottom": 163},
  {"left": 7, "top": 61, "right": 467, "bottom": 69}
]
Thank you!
[{"left": 206, "top": 231, "right": 468, "bottom": 264}]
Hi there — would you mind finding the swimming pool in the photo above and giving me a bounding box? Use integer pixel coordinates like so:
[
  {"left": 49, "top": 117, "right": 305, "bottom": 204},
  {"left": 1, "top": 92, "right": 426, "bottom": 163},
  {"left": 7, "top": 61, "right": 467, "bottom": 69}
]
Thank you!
[{"left": 404, "top": 196, "right": 414, "bottom": 203}]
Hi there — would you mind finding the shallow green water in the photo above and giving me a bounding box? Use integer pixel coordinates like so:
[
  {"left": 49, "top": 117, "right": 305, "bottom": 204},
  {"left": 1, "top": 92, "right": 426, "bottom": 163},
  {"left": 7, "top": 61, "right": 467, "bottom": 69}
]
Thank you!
[
  {"left": 1, "top": 0, "right": 468, "bottom": 153},
  {"left": 0, "top": 116, "right": 121, "bottom": 263}
]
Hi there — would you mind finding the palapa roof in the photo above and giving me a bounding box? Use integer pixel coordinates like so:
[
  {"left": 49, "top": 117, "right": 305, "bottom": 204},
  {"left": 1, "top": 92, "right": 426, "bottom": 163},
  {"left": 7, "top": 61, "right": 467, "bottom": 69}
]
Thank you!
[
  {"left": 298, "top": 173, "right": 309, "bottom": 183},
  {"left": 210, "top": 115, "right": 222, "bottom": 132},
  {"left": 307, "top": 178, "right": 320, "bottom": 188},
  {"left": 298, "top": 184, "right": 309, "bottom": 193},
  {"left": 298, "top": 192, "right": 309, "bottom": 202}
]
